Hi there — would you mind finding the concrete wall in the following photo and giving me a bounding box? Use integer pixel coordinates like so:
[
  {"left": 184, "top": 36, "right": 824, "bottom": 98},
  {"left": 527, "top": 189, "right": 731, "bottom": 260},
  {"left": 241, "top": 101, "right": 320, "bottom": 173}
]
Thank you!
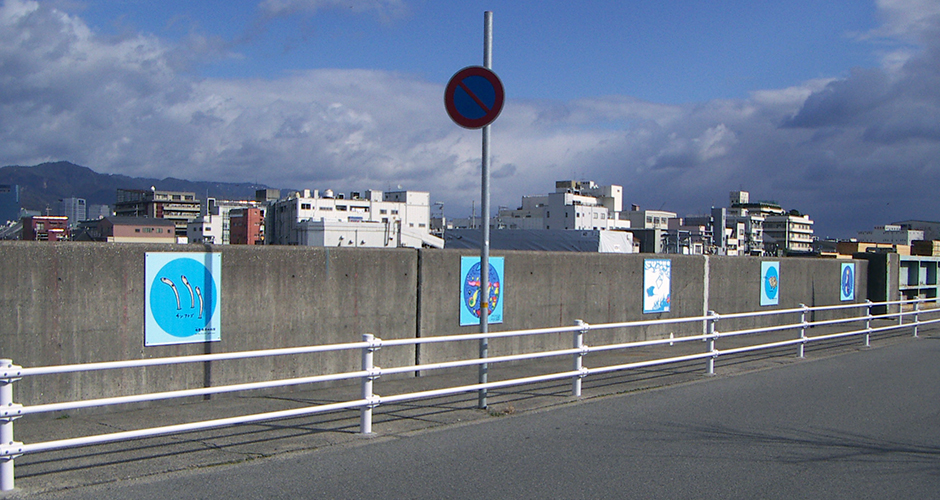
[
  {"left": 417, "top": 252, "right": 868, "bottom": 365},
  {"left": 0, "top": 242, "right": 417, "bottom": 405},
  {"left": 0, "top": 242, "right": 868, "bottom": 406}
]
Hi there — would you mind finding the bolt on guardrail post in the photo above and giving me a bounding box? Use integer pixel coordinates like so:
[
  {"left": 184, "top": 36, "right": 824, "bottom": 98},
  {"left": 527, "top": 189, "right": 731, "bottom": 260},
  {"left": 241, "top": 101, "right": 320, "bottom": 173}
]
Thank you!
[
  {"left": 572, "top": 320, "right": 588, "bottom": 397},
  {"left": 913, "top": 299, "right": 921, "bottom": 338},
  {"left": 0, "top": 359, "right": 23, "bottom": 492},
  {"left": 360, "top": 334, "right": 379, "bottom": 435},
  {"left": 705, "top": 311, "right": 718, "bottom": 375},
  {"left": 798, "top": 304, "right": 808, "bottom": 358},
  {"left": 865, "top": 300, "right": 873, "bottom": 348}
]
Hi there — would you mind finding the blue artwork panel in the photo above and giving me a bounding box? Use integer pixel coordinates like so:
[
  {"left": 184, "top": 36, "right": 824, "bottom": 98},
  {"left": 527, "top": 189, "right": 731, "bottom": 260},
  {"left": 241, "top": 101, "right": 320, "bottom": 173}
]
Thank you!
[
  {"left": 760, "top": 261, "right": 780, "bottom": 306},
  {"left": 840, "top": 262, "right": 855, "bottom": 302},
  {"left": 145, "top": 252, "right": 221, "bottom": 346}
]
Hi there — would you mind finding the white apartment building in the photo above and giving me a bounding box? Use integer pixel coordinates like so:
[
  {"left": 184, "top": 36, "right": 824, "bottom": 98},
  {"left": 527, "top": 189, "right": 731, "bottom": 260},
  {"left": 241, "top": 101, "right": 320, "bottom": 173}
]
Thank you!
[
  {"left": 187, "top": 213, "right": 224, "bottom": 244},
  {"left": 858, "top": 225, "right": 925, "bottom": 246},
  {"left": 497, "top": 180, "right": 630, "bottom": 231},
  {"left": 626, "top": 206, "right": 677, "bottom": 230},
  {"left": 266, "top": 189, "right": 443, "bottom": 248}
]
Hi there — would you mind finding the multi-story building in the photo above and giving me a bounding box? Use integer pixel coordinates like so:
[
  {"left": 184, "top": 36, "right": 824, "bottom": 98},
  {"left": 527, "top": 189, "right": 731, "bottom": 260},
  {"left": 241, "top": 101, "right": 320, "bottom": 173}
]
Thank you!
[
  {"left": 891, "top": 220, "right": 940, "bottom": 241},
  {"left": 114, "top": 189, "right": 201, "bottom": 239},
  {"left": 858, "top": 225, "right": 925, "bottom": 246},
  {"left": 764, "top": 213, "right": 814, "bottom": 254},
  {"left": 0, "top": 184, "right": 19, "bottom": 225},
  {"left": 187, "top": 214, "right": 224, "bottom": 245},
  {"left": 229, "top": 207, "right": 265, "bottom": 245},
  {"left": 266, "top": 189, "right": 443, "bottom": 248},
  {"left": 729, "top": 191, "right": 810, "bottom": 255},
  {"left": 56, "top": 197, "right": 87, "bottom": 228},
  {"left": 497, "top": 180, "right": 630, "bottom": 231},
  {"left": 626, "top": 205, "right": 677, "bottom": 230},
  {"left": 21, "top": 216, "right": 70, "bottom": 241}
]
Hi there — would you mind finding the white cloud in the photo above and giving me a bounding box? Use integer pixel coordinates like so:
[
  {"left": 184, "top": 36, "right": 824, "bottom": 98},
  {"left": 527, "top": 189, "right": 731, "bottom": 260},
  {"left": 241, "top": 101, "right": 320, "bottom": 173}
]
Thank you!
[{"left": 3, "top": 0, "right": 940, "bottom": 237}]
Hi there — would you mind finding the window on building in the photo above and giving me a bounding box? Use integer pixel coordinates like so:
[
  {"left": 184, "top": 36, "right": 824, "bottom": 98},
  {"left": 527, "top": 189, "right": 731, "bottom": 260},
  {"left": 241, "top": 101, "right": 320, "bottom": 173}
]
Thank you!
[
  {"left": 301, "top": 203, "right": 312, "bottom": 210},
  {"left": 337, "top": 206, "right": 347, "bottom": 211},
  {"left": 380, "top": 209, "right": 387, "bottom": 214},
  {"left": 391, "top": 209, "right": 399, "bottom": 215}
]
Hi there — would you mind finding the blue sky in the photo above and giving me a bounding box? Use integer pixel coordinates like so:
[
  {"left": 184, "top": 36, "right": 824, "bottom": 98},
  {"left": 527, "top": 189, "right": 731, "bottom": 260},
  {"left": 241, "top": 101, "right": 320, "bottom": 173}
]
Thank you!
[{"left": 3, "top": 0, "right": 940, "bottom": 237}]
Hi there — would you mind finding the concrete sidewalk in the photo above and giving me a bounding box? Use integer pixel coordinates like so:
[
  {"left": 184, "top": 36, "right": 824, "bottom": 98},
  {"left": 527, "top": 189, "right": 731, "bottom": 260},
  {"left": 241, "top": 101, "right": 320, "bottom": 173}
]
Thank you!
[{"left": 4, "top": 322, "right": 931, "bottom": 497}]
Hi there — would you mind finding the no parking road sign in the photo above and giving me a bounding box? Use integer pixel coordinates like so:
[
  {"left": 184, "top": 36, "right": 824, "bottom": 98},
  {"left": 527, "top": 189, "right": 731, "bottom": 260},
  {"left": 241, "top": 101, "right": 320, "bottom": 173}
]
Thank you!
[{"left": 444, "top": 66, "right": 504, "bottom": 129}]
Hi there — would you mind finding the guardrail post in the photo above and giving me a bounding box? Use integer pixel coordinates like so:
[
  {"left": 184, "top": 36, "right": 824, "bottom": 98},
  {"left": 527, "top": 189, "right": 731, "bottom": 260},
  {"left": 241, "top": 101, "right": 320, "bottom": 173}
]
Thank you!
[
  {"left": 706, "top": 311, "right": 718, "bottom": 375},
  {"left": 0, "top": 359, "right": 23, "bottom": 492},
  {"left": 360, "top": 335, "right": 379, "bottom": 435},
  {"left": 798, "top": 304, "right": 808, "bottom": 358},
  {"left": 572, "top": 320, "right": 588, "bottom": 397},
  {"left": 865, "top": 300, "right": 873, "bottom": 348},
  {"left": 913, "top": 299, "right": 921, "bottom": 338}
]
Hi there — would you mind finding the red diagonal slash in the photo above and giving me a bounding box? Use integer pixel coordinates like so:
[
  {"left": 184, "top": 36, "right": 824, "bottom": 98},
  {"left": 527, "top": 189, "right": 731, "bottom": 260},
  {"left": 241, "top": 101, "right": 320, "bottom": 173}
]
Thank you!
[{"left": 457, "top": 80, "right": 491, "bottom": 113}]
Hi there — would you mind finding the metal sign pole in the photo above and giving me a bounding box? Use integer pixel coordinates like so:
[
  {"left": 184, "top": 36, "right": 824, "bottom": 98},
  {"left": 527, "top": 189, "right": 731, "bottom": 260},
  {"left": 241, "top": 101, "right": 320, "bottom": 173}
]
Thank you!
[{"left": 478, "top": 10, "right": 493, "bottom": 410}]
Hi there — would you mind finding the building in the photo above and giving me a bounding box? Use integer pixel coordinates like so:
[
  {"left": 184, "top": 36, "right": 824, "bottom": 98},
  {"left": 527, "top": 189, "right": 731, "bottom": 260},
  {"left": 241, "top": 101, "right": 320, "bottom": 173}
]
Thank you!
[
  {"left": 857, "top": 225, "right": 925, "bottom": 246},
  {"left": 56, "top": 197, "right": 87, "bottom": 228},
  {"left": 497, "top": 180, "right": 630, "bottom": 231},
  {"left": 75, "top": 217, "right": 177, "bottom": 243},
  {"left": 21, "top": 216, "right": 70, "bottom": 241},
  {"left": 265, "top": 188, "right": 443, "bottom": 248},
  {"left": 86, "top": 204, "right": 112, "bottom": 220},
  {"left": 626, "top": 205, "right": 677, "bottom": 230},
  {"left": 229, "top": 207, "right": 265, "bottom": 245},
  {"left": 764, "top": 213, "right": 814, "bottom": 254},
  {"left": 891, "top": 220, "right": 940, "bottom": 241},
  {"left": 445, "top": 229, "right": 633, "bottom": 253},
  {"left": 187, "top": 214, "right": 224, "bottom": 244},
  {"left": 729, "top": 191, "right": 811, "bottom": 255},
  {"left": 0, "top": 184, "right": 19, "bottom": 225},
  {"left": 114, "top": 189, "right": 201, "bottom": 239}
]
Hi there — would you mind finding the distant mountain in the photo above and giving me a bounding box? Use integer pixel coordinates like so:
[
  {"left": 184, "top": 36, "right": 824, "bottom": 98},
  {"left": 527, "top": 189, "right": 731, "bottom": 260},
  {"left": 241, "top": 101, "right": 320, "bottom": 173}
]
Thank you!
[{"left": 0, "top": 161, "right": 275, "bottom": 212}]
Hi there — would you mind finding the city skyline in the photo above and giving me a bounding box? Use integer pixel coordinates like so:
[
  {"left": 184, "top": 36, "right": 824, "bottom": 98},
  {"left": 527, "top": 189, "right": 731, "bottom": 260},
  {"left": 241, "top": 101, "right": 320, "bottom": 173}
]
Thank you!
[{"left": 2, "top": 1, "right": 939, "bottom": 238}]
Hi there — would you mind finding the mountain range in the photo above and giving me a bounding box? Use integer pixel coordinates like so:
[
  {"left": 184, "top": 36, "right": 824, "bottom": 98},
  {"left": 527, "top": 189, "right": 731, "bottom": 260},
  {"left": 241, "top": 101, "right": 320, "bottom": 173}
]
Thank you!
[{"left": 0, "top": 161, "right": 274, "bottom": 213}]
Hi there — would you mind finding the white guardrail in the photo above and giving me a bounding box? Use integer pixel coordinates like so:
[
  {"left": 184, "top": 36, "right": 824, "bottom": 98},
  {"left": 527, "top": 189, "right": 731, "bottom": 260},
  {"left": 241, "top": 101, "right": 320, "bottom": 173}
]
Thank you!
[{"left": 0, "top": 298, "right": 937, "bottom": 490}]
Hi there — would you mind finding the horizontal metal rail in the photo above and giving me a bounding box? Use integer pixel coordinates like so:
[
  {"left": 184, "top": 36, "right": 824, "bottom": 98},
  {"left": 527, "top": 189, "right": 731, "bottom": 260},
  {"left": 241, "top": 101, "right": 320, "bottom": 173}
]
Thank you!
[{"left": 1, "top": 298, "right": 938, "bottom": 491}]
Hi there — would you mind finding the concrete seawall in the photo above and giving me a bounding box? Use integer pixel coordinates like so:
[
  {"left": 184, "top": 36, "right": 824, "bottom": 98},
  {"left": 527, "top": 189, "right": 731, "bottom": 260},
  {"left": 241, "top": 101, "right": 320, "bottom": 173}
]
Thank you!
[{"left": 0, "top": 242, "right": 868, "bottom": 405}]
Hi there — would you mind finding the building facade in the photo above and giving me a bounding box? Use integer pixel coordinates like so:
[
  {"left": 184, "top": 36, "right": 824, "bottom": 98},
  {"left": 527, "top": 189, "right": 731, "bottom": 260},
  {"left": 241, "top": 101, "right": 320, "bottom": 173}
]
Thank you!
[
  {"left": 858, "top": 225, "right": 925, "bottom": 246},
  {"left": 21, "top": 216, "right": 70, "bottom": 241},
  {"left": 229, "top": 207, "right": 265, "bottom": 245},
  {"left": 75, "top": 217, "right": 177, "bottom": 243},
  {"left": 265, "top": 189, "right": 443, "bottom": 248},
  {"left": 497, "top": 180, "right": 630, "bottom": 231},
  {"left": 56, "top": 197, "right": 87, "bottom": 228},
  {"left": 114, "top": 189, "right": 201, "bottom": 238}
]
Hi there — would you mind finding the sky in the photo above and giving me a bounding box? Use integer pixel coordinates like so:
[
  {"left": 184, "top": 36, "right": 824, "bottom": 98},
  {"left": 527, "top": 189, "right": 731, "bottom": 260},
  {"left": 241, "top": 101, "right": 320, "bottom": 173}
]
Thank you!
[{"left": 2, "top": 0, "right": 940, "bottom": 238}]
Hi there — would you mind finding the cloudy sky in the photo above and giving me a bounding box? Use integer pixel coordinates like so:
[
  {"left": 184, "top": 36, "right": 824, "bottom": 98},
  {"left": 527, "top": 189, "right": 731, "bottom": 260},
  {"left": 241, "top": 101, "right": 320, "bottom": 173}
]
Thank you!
[{"left": 3, "top": 0, "right": 940, "bottom": 237}]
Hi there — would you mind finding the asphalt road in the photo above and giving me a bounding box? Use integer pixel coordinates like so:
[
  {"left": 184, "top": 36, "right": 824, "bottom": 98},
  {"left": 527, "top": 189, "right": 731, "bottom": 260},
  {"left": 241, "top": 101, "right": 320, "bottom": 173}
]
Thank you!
[{"left": 31, "top": 336, "right": 940, "bottom": 499}]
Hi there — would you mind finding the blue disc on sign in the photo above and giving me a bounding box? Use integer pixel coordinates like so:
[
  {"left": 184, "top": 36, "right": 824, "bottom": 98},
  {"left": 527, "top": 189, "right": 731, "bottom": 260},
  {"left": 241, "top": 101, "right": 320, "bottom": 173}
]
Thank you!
[
  {"left": 150, "top": 258, "right": 218, "bottom": 337},
  {"left": 764, "top": 265, "right": 779, "bottom": 299},
  {"left": 445, "top": 66, "right": 505, "bottom": 129}
]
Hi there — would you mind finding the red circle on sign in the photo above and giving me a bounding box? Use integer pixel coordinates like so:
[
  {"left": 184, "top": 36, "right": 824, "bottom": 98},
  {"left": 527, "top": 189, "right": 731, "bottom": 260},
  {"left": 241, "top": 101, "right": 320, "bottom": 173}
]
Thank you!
[{"left": 444, "top": 66, "right": 505, "bottom": 129}]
